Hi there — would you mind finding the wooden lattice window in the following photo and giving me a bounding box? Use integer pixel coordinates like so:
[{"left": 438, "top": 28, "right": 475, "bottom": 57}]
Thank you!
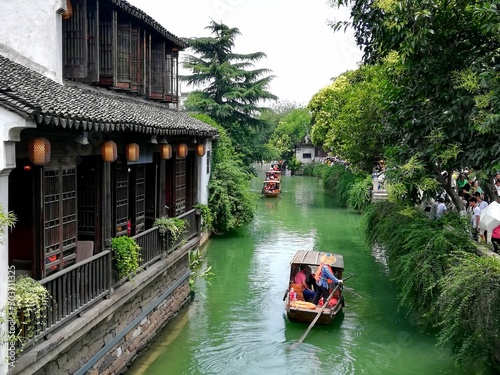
[
  {"left": 63, "top": 0, "right": 88, "bottom": 79},
  {"left": 117, "top": 23, "right": 131, "bottom": 85},
  {"left": 130, "top": 28, "right": 140, "bottom": 92},
  {"left": 206, "top": 150, "right": 211, "bottom": 175},
  {"left": 99, "top": 19, "right": 113, "bottom": 84},
  {"left": 151, "top": 44, "right": 164, "bottom": 98},
  {"left": 165, "top": 54, "right": 172, "bottom": 96},
  {"left": 43, "top": 159, "right": 77, "bottom": 277},
  {"left": 175, "top": 158, "right": 186, "bottom": 216},
  {"left": 86, "top": 0, "right": 99, "bottom": 82},
  {"left": 133, "top": 165, "right": 146, "bottom": 234},
  {"left": 77, "top": 159, "right": 97, "bottom": 237},
  {"left": 172, "top": 55, "right": 178, "bottom": 97},
  {"left": 115, "top": 160, "right": 129, "bottom": 237}
]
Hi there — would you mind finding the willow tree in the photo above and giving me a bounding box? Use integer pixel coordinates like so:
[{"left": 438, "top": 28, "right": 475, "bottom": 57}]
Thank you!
[{"left": 182, "top": 21, "right": 277, "bottom": 165}]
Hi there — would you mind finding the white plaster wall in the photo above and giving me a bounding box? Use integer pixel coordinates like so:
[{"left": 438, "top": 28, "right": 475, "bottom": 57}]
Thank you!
[
  {"left": 0, "top": 0, "right": 66, "bottom": 83},
  {"left": 0, "top": 107, "right": 35, "bottom": 375},
  {"left": 197, "top": 139, "right": 212, "bottom": 205},
  {"left": 296, "top": 145, "right": 316, "bottom": 164}
]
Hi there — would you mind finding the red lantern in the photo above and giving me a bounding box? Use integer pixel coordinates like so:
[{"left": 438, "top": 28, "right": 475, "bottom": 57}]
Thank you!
[
  {"left": 101, "top": 141, "right": 117, "bottom": 162},
  {"left": 126, "top": 143, "right": 140, "bottom": 162},
  {"left": 177, "top": 143, "right": 188, "bottom": 159},
  {"left": 28, "top": 138, "right": 51, "bottom": 165},
  {"left": 195, "top": 143, "right": 206, "bottom": 157},
  {"left": 161, "top": 144, "right": 172, "bottom": 160}
]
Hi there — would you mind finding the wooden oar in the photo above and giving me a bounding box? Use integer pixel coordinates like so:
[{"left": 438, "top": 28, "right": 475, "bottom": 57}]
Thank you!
[{"left": 290, "top": 273, "right": 355, "bottom": 349}]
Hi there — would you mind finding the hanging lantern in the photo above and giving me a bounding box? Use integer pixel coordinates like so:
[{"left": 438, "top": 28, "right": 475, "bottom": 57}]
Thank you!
[
  {"left": 195, "top": 143, "right": 206, "bottom": 157},
  {"left": 126, "top": 143, "right": 140, "bottom": 162},
  {"left": 101, "top": 141, "right": 117, "bottom": 162},
  {"left": 28, "top": 138, "right": 51, "bottom": 165},
  {"left": 177, "top": 143, "right": 188, "bottom": 159},
  {"left": 161, "top": 144, "right": 172, "bottom": 160},
  {"left": 62, "top": 0, "right": 73, "bottom": 20}
]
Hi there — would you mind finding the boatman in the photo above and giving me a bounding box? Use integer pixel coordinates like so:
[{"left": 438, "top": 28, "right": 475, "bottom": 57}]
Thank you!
[{"left": 313, "top": 254, "right": 343, "bottom": 305}]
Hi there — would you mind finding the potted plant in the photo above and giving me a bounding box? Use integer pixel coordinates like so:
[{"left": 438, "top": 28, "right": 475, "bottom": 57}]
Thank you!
[
  {"left": 153, "top": 216, "right": 187, "bottom": 243},
  {"left": 111, "top": 236, "right": 141, "bottom": 280},
  {"left": 7, "top": 276, "right": 51, "bottom": 348}
]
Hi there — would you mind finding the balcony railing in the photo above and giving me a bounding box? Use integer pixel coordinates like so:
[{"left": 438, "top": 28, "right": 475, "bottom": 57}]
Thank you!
[
  {"left": 166, "top": 209, "right": 199, "bottom": 255},
  {"left": 23, "top": 251, "right": 112, "bottom": 346},
  {"left": 134, "top": 226, "right": 163, "bottom": 268},
  {"left": 18, "top": 209, "right": 200, "bottom": 350}
]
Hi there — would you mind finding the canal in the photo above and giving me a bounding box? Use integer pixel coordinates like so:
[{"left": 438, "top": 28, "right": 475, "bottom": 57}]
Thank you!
[{"left": 127, "top": 167, "right": 469, "bottom": 375}]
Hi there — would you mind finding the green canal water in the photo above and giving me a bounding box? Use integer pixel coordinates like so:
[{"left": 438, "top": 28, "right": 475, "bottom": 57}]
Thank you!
[{"left": 127, "top": 167, "right": 471, "bottom": 375}]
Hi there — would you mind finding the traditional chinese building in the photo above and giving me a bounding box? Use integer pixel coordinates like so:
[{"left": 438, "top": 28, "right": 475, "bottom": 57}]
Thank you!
[{"left": 0, "top": 1, "right": 216, "bottom": 373}]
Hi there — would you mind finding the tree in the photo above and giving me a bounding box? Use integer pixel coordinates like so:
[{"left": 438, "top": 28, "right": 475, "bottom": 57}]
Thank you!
[
  {"left": 266, "top": 108, "right": 311, "bottom": 164},
  {"left": 309, "top": 61, "right": 389, "bottom": 171},
  {"left": 331, "top": 0, "right": 500, "bottom": 212},
  {"left": 190, "top": 114, "right": 256, "bottom": 233},
  {"left": 182, "top": 21, "right": 277, "bottom": 165}
]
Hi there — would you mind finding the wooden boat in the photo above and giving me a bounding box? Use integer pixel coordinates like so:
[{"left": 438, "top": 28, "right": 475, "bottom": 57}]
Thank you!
[
  {"left": 285, "top": 250, "right": 345, "bottom": 325},
  {"left": 262, "top": 180, "right": 280, "bottom": 197}
]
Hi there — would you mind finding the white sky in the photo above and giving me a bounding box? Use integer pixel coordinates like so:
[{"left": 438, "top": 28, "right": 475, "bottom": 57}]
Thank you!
[{"left": 126, "top": 0, "right": 363, "bottom": 105}]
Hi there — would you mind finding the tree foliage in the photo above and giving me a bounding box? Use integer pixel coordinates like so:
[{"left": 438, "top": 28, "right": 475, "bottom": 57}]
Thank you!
[
  {"left": 266, "top": 108, "right": 311, "bottom": 163},
  {"left": 182, "top": 21, "right": 277, "bottom": 165},
  {"left": 330, "top": 0, "right": 500, "bottom": 212},
  {"left": 309, "top": 61, "right": 390, "bottom": 171},
  {"left": 191, "top": 114, "right": 256, "bottom": 233}
]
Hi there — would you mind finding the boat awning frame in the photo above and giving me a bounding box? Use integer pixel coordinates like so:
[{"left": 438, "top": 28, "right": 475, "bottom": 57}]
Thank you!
[{"left": 289, "top": 250, "right": 344, "bottom": 269}]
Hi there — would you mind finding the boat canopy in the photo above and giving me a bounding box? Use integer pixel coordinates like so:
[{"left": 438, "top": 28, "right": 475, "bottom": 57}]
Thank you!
[
  {"left": 289, "top": 250, "right": 344, "bottom": 269},
  {"left": 263, "top": 180, "right": 280, "bottom": 184}
]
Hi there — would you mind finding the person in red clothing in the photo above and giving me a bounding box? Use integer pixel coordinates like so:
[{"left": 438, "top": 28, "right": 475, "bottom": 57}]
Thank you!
[
  {"left": 293, "top": 265, "right": 315, "bottom": 302},
  {"left": 491, "top": 225, "right": 500, "bottom": 254}
]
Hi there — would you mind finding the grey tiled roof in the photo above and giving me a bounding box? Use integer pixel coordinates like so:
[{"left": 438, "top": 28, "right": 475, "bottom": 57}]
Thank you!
[{"left": 0, "top": 55, "right": 217, "bottom": 137}]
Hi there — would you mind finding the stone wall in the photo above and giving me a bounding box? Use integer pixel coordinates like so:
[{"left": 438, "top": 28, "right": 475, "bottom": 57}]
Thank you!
[{"left": 11, "top": 239, "right": 197, "bottom": 375}]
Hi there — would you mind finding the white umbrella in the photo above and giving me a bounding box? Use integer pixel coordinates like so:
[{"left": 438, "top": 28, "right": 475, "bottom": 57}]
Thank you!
[{"left": 480, "top": 201, "right": 500, "bottom": 233}]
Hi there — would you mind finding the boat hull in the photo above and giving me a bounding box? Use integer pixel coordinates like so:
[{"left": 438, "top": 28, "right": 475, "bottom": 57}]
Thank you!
[
  {"left": 263, "top": 191, "right": 280, "bottom": 198},
  {"left": 286, "top": 298, "right": 342, "bottom": 325}
]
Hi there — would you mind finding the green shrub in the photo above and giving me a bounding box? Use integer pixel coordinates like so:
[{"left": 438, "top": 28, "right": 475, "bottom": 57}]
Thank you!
[
  {"left": 434, "top": 253, "right": 500, "bottom": 369},
  {"left": 111, "top": 236, "right": 141, "bottom": 280},
  {"left": 363, "top": 201, "right": 498, "bottom": 369},
  {"left": 347, "top": 174, "right": 372, "bottom": 211},
  {"left": 6, "top": 276, "right": 50, "bottom": 349},
  {"left": 153, "top": 216, "right": 187, "bottom": 243}
]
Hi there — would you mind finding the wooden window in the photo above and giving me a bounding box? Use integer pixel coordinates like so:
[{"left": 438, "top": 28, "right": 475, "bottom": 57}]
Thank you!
[
  {"left": 115, "top": 160, "right": 129, "bottom": 237},
  {"left": 145, "top": 162, "right": 158, "bottom": 226},
  {"left": 117, "top": 23, "right": 131, "bottom": 88},
  {"left": 99, "top": 19, "right": 114, "bottom": 85},
  {"left": 165, "top": 53, "right": 178, "bottom": 101},
  {"left": 86, "top": 0, "right": 99, "bottom": 82},
  {"left": 151, "top": 44, "right": 164, "bottom": 99},
  {"left": 175, "top": 158, "right": 186, "bottom": 216},
  {"left": 130, "top": 27, "right": 140, "bottom": 92},
  {"left": 172, "top": 55, "right": 178, "bottom": 97},
  {"left": 132, "top": 165, "right": 146, "bottom": 234},
  {"left": 206, "top": 150, "right": 211, "bottom": 175},
  {"left": 43, "top": 159, "right": 77, "bottom": 277},
  {"left": 165, "top": 53, "right": 172, "bottom": 97},
  {"left": 63, "top": 0, "right": 88, "bottom": 79}
]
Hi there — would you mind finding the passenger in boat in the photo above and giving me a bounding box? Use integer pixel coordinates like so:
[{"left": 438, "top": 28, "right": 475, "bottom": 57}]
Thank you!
[
  {"left": 294, "top": 265, "right": 315, "bottom": 302},
  {"left": 313, "top": 254, "right": 343, "bottom": 305}
]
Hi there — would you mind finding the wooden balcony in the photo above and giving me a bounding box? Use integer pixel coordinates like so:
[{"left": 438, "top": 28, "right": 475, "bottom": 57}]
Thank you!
[
  {"left": 18, "top": 210, "right": 200, "bottom": 351},
  {"left": 16, "top": 250, "right": 113, "bottom": 350}
]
